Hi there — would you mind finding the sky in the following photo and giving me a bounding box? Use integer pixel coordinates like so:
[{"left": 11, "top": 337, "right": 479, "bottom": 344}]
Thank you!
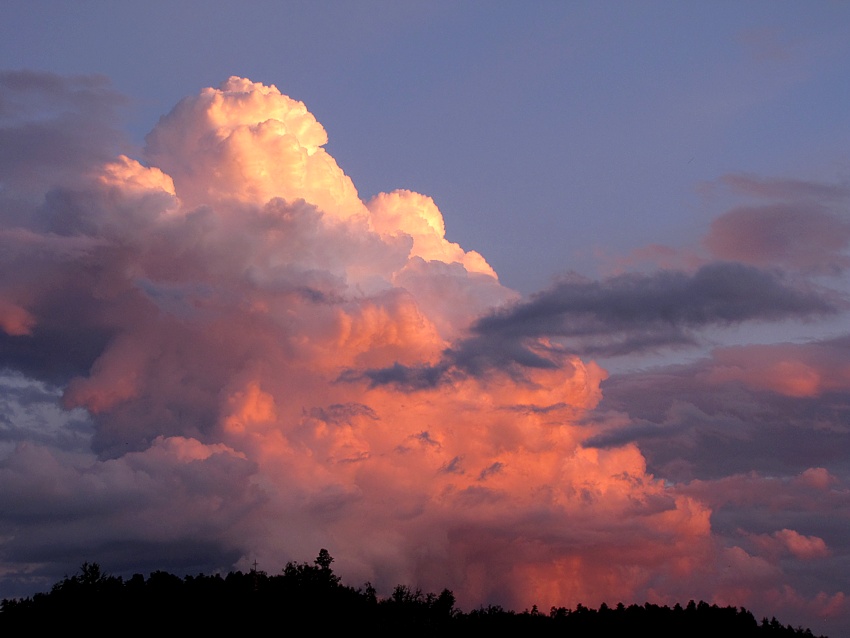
[{"left": 1, "top": 2, "right": 849, "bottom": 635}]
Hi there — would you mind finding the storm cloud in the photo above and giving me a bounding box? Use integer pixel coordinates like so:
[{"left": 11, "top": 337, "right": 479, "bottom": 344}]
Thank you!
[{"left": 0, "top": 74, "right": 847, "bottom": 635}]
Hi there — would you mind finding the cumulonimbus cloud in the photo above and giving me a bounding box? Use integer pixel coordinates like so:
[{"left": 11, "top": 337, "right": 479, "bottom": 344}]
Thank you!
[{"left": 0, "top": 74, "right": 846, "bottom": 632}]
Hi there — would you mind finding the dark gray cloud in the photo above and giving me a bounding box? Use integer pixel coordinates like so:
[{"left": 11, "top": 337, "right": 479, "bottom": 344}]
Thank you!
[
  {"left": 0, "top": 434, "right": 264, "bottom": 599},
  {"left": 470, "top": 262, "right": 836, "bottom": 351},
  {"left": 585, "top": 335, "right": 850, "bottom": 482},
  {"left": 308, "top": 402, "right": 379, "bottom": 425},
  {"left": 358, "top": 262, "right": 838, "bottom": 389}
]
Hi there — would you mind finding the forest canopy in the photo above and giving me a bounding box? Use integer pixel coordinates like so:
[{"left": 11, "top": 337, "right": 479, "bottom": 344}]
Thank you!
[{"left": 0, "top": 550, "right": 825, "bottom": 637}]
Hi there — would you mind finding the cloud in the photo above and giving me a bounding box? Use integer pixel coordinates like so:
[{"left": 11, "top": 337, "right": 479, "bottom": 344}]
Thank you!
[
  {"left": 466, "top": 262, "right": 836, "bottom": 355},
  {"left": 704, "top": 336, "right": 850, "bottom": 397},
  {"left": 581, "top": 333, "right": 850, "bottom": 632},
  {"left": 609, "top": 172, "right": 850, "bottom": 277},
  {"left": 0, "top": 71, "right": 126, "bottom": 198},
  {"left": 0, "top": 435, "right": 260, "bottom": 585},
  {"left": 359, "top": 262, "right": 837, "bottom": 389},
  {"left": 0, "top": 75, "right": 846, "bottom": 635},
  {"left": 695, "top": 173, "right": 850, "bottom": 274},
  {"left": 716, "top": 173, "right": 850, "bottom": 202},
  {"left": 705, "top": 203, "right": 850, "bottom": 275},
  {"left": 586, "top": 336, "right": 850, "bottom": 483},
  {"left": 749, "top": 528, "right": 829, "bottom": 560}
]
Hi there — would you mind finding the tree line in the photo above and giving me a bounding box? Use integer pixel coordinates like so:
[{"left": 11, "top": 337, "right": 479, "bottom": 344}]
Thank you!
[{"left": 1, "top": 550, "right": 825, "bottom": 636}]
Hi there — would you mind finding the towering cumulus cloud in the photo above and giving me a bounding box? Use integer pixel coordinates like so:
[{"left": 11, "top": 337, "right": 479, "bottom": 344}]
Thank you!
[{"left": 0, "top": 74, "right": 845, "bottom": 631}]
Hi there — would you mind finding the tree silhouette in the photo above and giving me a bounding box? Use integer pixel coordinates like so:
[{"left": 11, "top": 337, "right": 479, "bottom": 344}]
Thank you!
[
  {"left": 0, "top": 551, "right": 829, "bottom": 636},
  {"left": 315, "top": 548, "right": 334, "bottom": 570}
]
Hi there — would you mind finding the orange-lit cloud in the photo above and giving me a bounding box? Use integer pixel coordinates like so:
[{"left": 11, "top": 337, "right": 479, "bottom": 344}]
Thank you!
[
  {"left": 749, "top": 528, "right": 829, "bottom": 560},
  {"left": 705, "top": 340, "right": 850, "bottom": 397},
  {"left": 0, "top": 74, "right": 846, "bottom": 634}
]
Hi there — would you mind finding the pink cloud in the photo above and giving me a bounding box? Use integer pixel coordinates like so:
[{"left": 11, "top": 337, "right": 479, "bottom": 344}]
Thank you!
[
  {"left": 749, "top": 528, "right": 829, "bottom": 560},
  {"left": 0, "top": 76, "right": 847, "bottom": 637},
  {"left": 704, "top": 340, "right": 850, "bottom": 397},
  {"left": 795, "top": 467, "right": 836, "bottom": 490},
  {"left": 704, "top": 202, "right": 850, "bottom": 274},
  {"left": 0, "top": 300, "right": 35, "bottom": 336}
]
